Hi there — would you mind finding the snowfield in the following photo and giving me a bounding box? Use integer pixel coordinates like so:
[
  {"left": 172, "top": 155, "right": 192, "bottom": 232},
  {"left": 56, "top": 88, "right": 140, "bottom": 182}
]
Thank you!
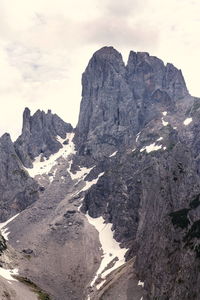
[
  {"left": 86, "top": 214, "right": 128, "bottom": 289},
  {"left": 140, "top": 143, "right": 162, "bottom": 153},
  {"left": 0, "top": 213, "right": 20, "bottom": 241},
  {"left": 0, "top": 268, "right": 19, "bottom": 281},
  {"left": 183, "top": 117, "right": 192, "bottom": 126},
  {"left": 26, "top": 133, "right": 75, "bottom": 178}
]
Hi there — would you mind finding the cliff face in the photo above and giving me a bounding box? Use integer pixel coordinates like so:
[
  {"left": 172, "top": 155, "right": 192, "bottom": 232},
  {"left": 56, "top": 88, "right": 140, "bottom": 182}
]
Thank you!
[
  {"left": 0, "top": 109, "right": 73, "bottom": 221},
  {"left": 14, "top": 108, "right": 73, "bottom": 168},
  {"left": 77, "top": 47, "right": 200, "bottom": 299},
  {"left": 0, "top": 133, "right": 39, "bottom": 221},
  {"left": 75, "top": 47, "right": 188, "bottom": 159}
]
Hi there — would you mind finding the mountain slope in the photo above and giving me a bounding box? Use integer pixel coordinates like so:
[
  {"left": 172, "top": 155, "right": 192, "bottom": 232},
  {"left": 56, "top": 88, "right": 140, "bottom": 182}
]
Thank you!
[
  {"left": 1, "top": 47, "right": 200, "bottom": 299},
  {"left": 0, "top": 133, "right": 39, "bottom": 222}
]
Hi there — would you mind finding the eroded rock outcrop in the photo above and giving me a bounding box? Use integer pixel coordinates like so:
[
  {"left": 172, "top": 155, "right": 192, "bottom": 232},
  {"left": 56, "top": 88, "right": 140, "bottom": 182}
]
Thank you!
[
  {"left": 77, "top": 47, "right": 200, "bottom": 299},
  {"left": 0, "top": 133, "right": 39, "bottom": 221},
  {"left": 15, "top": 108, "right": 73, "bottom": 168},
  {"left": 75, "top": 46, "right": 188, "bottom": 160}
]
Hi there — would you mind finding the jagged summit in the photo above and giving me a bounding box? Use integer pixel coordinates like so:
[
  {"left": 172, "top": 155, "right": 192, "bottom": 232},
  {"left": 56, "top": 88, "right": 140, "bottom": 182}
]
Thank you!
[
  {"left": 85, "top": 46, "right": 124, "bottom": 72},
  {"left": 14, "top": 108, "right": 73, "bottom": 168},
  {"left": 75, "top": 47, "right": 189, "bottom": 159},
  {"left": 92, "top": 46, "right": 122, "bottom": 58},
  {"left": 0, "top": 132, "right": 12, "bottom": 143},
  {"left": 126, "top": 49, "right": 188, "bottom": 99}
]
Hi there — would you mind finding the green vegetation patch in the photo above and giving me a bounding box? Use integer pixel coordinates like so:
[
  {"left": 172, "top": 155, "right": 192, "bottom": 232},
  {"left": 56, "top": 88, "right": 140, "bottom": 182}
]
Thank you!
[
  {"left": 169, "top": 208, "right": 190, "bottom": 229},
  {"left": 14, "top": 276, "right": 51, "bottom": 300}
]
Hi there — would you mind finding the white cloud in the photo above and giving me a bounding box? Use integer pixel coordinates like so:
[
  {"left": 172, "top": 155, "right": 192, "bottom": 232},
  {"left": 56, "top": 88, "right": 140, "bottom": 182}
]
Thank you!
[{"left": 0, "top": 0, "right": 200, "bottom": 140}]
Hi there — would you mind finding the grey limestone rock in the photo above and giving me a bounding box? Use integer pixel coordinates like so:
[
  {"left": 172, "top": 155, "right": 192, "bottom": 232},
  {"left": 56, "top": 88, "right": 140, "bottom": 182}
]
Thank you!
[
  {"left": 75, "top": 47, "right": 188, "bottom": 161},
  {"left": 77, "top": 47, "right": 200, "bottom": 299},
  {"left": 0, "top": 133, "right": 39, "bottom": 221},
  {"left": 0, "top": 46, "right": 198, "bottom": 299},
  {"left": 75, "top": 46, "right": 137, "bottom": 159},
  {"left": 126, "top": 51, "right": 188, "bottom": 100},
  {"left": 14, "top": 108, "right": 73, "bottom": 168}
]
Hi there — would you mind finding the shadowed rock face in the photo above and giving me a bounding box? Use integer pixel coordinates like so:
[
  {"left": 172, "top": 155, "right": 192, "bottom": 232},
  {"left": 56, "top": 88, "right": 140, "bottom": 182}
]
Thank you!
[
  {"left": 76, "top": 47, "right": 200, "bottom": 299},
  {"left": 14, "top": 108, "right": 73, "bottom": 168},
  {"left": 126, "top": 51, "right": 188, "bottom": 100},
  {"left": 75, "top": 46, "right": 188, "bottom": 159},
  {"left": 0, "top": 234, "right": 6, "bottom": 253},
  {"left": 0, "top": 133, "right": 39, "bottom": 222},
  {"left": 0, "top": 109, "right": 73, "bottom": 222}
]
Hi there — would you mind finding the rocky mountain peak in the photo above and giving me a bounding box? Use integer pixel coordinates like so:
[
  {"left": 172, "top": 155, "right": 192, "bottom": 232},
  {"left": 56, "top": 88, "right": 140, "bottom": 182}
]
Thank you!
[
  {"left": 0, "top": 132, "right": 13, "bottom": 145},
  {"left": 0, "top": 131, "right": 39, "bottom": 221},
  {"left": 163, "top": 62, "right": 188, "bottom": 98},
  {"left": 22, "top": 107, "right": 31, "bottom": 133},
  {"left": 14, "top": 108, "right": 73, "bottom": 168},
  {"left": 82, "top": 46, "right": 125, "bottom": 93},
  {"left": 126, "top": 50, "right": 188, "bottom": 99},
  {"left": 75, "top": 47, "right": 190, "bottom": 160},
  {"left": 92, "top": 46, "right": 122, "bottom": 59}
]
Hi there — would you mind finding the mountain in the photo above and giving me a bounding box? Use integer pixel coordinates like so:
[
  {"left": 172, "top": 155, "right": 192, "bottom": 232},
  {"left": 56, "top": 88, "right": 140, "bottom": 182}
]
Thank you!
[
  {"left": 14, "top": 108, "right": 73, "bottom": 168},
  {"left": 0, "top": 133, "right": 39, "bottom": 222},
  {"left": 1, "top": 46, "right": 200, "bottom": 300},
  {"left": 75, "top": 46, "right": 188, "bottom": 159},
  {"left": 76, "top": 47, "right": 200, "bottom": 299}
]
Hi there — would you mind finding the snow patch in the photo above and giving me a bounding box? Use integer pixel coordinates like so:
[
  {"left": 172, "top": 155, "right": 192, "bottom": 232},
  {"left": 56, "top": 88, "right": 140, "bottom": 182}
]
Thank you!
[
  {"left": 161, "top": 117, "right": 168, "bottom": 126},
  {"left": 109, "top": 151, "right": 117, "bottom": 158},
  {"left": 132, "top": 148, "right": 136, "bottom": 152},
  {"left": 49, "top": 169, "right": 57, "bottom": 183},
  {"left": 77, "top": 204, "right": 82, "bottom": 212},
  {"left": 136, "top": 132, "right": 141, "bottom": 143},
  {"left": 0, "top": 222, "right": 18, "bottom": 282},
  {"left": 72, "top": 172, "right": 105, "bottom": 198},
  {"left": 183, "top": 118, "right": 192, "bottom": 126},
  {"left": 82, "top": 172, "right": 105, "bottom": 193},
  {"left": 83, "top": 173, "right": 105, "bottom": 191},
  {"left": 86, "top": 214, "right": 128, "bottom": 289},
  {"left": 162, "top": 111, "right": 167, "bottom": 116},
  {"left": 0, "top": 268, "right": 19, "bottom": 281},
  {"left": 77, "top": 198, "right": 84, "bottom": 212},
  {"left": 96, "top": 279, "right": 106, "bottom": 290},
  {"left": 70, "top": 166, "right": 94, "bottom": 181},
  {"left": 156, "top": 137, "right": 163, "bottom": 142},
  {"left": 1, "top": 228, "right": 10, "bottom": 241},
  {"left": 26, "top": 133, "right": 75, "bottom": 178},
  {"left": 0, "top": 213, "right": 20, "bottom": 241},
  {"left": 138, "top": 280, "right": 144, "bottom": 288},
  {"left": 140, "top": 143, "right": 162, "bottom": 153}
]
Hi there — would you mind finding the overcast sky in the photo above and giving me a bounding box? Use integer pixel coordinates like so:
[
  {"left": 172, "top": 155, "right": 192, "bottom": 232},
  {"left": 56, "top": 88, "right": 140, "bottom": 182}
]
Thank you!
[{"left": 0, "top": 0, "right": 200, "bottom": 140}]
